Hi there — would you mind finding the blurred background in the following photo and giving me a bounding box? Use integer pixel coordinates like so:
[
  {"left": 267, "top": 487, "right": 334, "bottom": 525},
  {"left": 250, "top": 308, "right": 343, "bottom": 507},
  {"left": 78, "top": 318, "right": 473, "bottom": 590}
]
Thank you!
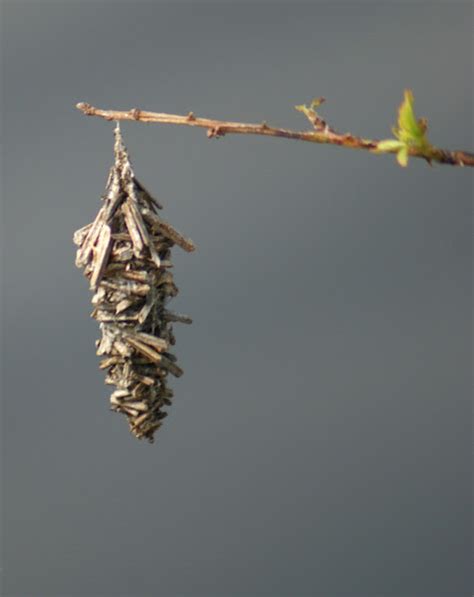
[{"left": 1, "top": 2, "right": 472, "bottom": 596}]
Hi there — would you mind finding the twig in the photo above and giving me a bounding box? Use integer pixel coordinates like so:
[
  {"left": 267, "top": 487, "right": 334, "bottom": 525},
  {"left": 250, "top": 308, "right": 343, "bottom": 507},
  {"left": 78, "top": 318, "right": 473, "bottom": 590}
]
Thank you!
[{"left": 76, "top": 98, "right": 474, "bottom": 168}]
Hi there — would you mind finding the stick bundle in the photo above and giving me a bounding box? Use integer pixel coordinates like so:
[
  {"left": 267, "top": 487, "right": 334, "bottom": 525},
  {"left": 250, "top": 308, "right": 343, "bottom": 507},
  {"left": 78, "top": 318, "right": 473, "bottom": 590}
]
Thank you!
[{"left": 74, "top": 124, "right": 195, "bottom": 442}]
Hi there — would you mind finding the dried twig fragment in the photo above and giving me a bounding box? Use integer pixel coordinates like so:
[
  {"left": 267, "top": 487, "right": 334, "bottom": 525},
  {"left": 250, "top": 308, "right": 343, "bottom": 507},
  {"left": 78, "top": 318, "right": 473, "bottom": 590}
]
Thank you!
[
  {"left": 74, "top": 123, "right": 195, "bottom": 442},
  {"left": 142, "top": 208, "right": 196, "bottom": 252}
]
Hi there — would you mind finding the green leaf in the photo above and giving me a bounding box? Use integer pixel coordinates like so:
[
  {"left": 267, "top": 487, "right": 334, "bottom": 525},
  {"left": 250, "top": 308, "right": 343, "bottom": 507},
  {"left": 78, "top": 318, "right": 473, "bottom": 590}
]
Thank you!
[
  {"left": 296, "top": 97, "right": 325, "bottom": 115},
  {"left": 294, "top": 104, "right": 307, "bottom": 114},
  {"left": 392, "top": 89, "right": 430, "bottom": 149},
  {"left": 396, "top": 145, "right": 409, "bottom": 167},
  {"left": 310, "top": 97, "right": 325, "bottom": 109},
  {"left": 375, "top": 139, "right": 405, "bottom": 153},
  {"left": 294, "top": 103, "right": 313, "bottom": 121},
  {"left": 398, "top": 90, "right": 421, "bottom": 138}
]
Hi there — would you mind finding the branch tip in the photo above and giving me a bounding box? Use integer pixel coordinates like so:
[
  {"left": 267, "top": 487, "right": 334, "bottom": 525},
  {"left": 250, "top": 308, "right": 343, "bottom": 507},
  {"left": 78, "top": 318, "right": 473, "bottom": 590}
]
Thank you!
[{"left": 76, "top": 101, "right": 92, "bottom": 114}]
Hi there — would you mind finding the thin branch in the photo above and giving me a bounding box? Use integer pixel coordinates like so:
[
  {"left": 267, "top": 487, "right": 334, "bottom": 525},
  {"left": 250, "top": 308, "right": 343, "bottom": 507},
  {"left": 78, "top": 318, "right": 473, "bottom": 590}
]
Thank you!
[{"left": 76, "top": 100, "right": 474, "bottom": 168}]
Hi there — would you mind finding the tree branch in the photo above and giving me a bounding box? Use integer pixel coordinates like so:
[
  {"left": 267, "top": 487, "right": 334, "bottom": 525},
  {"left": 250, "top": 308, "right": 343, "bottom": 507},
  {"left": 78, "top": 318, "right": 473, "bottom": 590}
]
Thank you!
[{"left": 76, "top": 95, "right": 474, "bottom": 168}]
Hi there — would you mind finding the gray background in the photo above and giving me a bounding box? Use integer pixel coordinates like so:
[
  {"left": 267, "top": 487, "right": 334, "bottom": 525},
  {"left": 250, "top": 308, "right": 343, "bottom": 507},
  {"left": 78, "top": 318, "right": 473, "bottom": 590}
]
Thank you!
[{"left": 1, "top": 2, "right": 472, "bottom": 596}]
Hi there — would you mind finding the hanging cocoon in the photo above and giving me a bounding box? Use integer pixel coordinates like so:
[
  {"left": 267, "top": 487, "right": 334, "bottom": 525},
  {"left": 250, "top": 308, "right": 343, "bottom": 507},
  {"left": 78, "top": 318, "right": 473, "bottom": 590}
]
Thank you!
[{"left": 74, "top": 124, "right": 195, "bottom": 442}]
